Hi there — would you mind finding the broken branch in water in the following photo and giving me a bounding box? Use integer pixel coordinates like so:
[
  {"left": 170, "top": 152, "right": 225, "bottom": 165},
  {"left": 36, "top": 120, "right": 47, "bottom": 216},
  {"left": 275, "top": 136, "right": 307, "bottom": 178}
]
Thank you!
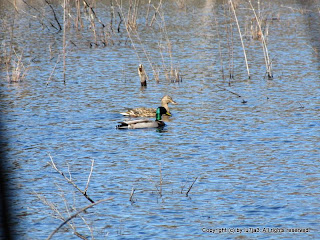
[
  {"left": 46, "top": 197, "right": 113, "bottom": 240},
  {"left": 215, "top": 85, "right": 248, "bottom": 103},
  {"left": 129, "top": 187, "right": 135, "bottom": 203},
  {"left": 216, "top": 85, "right": 241, "bottom": 97},
  {"left": 186, "top": 176, "right": 198, "bottom": 197},
  {"left": 45, "top": 0, "right": 62, "bottom": 32}
]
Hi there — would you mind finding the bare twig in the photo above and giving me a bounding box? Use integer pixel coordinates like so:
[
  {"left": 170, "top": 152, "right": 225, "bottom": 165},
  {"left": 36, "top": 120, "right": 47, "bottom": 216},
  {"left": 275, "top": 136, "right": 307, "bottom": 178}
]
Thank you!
[
  {"left": 84, "top": 159, "right": 94, "bottom": 194},
  {"left": 76, "top": 211, "right": 94, "bottom": 239},
  {"left": 48, "top": 154, "right": 95, "bottom": 203},
  {"left": 46, "top": 54, "right": 61, "bottom": 86},
  {"left": 33, "top": 188, "right": 87, "bottom": 239},
  {"left": 47, "top": 197, "right": 113, "bottom": 240},
  {"left": 149, "top": 0, "right": 162, "bottom": 27},
  {"left": 45, "top": 0, "right": 62, "bottom": 31},
  {"left": 158, "top": 162, "right": 163, "bottom": 197},
  {"left": 83, "top": 0, "right": 105, "bottom": 28},
  {"left": 152, "top": 162, "right": 163, "bottom": 197}
]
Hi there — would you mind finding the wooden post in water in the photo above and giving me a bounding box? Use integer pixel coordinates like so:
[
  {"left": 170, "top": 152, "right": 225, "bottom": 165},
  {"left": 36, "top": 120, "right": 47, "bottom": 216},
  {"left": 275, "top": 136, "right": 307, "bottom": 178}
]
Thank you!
[{"left": 138, "top": 64, "right": 147, "bottom": 86}]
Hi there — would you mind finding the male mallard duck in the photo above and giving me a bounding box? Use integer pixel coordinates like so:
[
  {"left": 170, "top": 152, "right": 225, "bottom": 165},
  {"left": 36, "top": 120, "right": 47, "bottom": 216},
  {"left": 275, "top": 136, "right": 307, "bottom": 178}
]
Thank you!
[
  {"left": 120, "top": 95, "right": 177, "bottom": 117},
  {"left": 117, "top": 107, "right": 165, "bottom": 129}
]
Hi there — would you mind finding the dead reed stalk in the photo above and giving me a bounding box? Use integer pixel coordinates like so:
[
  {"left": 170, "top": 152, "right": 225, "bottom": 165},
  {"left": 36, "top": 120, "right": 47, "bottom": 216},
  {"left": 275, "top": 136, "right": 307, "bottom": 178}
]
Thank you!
[
  {"left": 47, "top": 54, "right": 61, "bottom": 86},
  {"left": 213, "top": 17, "right": 225, "bottom": 81},
  {"left": 62, "top": 0, "right": 68, "bottom": 83},
  {"left": 145, "top": 0, "right": 152, "bottom": 25},
  {"left": 223, "top": 2, "right": 234, "bottom": 82},
  {"left": 115, "top": 0, "right": 160, "bottom": 82},
  {"left": 2, "top": 17, "right": 30, "bottom": 82},
  {"left": 149, "top": 0, "right": 163, "bottom": 27},
  {"left": 229, "top": 0, "right": 251, "bottom": 79},
  {"left": 248, "top": 0, "right": 273, "bottom": 79},
  {"left": 75, "top": 0, "right": 83, "bottom": 29},
  {"left": 156, "top": 162, "right": 163, "bottom": 197},
  {"left": 83, "top": 0, "right": 106, "bottom": 46},
  {"left": 159, "top": 10, "right": 181, "bottom": 82},
  {"left": 127, "top": 0, "right": 140, "bottom": 30}
]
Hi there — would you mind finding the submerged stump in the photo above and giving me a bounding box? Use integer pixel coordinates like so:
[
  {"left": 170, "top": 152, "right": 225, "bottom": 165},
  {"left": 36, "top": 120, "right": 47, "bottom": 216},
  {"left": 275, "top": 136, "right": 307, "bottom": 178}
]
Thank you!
[{"left": 138, "top": 64, "right": 147, "bottom": 86}]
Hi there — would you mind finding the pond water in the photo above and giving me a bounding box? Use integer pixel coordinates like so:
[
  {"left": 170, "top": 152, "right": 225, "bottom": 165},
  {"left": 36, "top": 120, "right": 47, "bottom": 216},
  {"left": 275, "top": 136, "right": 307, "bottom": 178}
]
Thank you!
[{"left": 1, "top": 0, "right": 320, "bottom": 239}]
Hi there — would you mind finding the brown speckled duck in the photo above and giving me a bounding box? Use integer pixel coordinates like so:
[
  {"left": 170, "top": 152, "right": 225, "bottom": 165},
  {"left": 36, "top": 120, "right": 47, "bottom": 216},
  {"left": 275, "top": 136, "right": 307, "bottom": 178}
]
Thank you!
[{"left": 120, "top": 95, "right": 177, "bottom": 117}]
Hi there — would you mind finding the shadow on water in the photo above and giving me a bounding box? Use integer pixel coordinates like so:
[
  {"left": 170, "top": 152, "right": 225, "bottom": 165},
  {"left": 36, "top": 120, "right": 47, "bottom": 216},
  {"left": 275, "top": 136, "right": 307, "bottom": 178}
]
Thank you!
[
  {"left": 0, "top": 135, "right": 14, "bottom": 240},
  {"left": 0, "top": 81, "right": 14, "bottom": 239}
]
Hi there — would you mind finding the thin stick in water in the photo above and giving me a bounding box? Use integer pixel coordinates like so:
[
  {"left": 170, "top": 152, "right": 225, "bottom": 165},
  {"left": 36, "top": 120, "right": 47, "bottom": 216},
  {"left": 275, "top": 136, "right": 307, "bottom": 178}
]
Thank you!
[
  {"left": 129, "top": 187, "right": 135, "bottom": 203},
  {"left": 84, "top": 159, "right": 94, "bottom": 194},
  {"left": 186, "top": 176, "right": 198, "bottom": 197}
]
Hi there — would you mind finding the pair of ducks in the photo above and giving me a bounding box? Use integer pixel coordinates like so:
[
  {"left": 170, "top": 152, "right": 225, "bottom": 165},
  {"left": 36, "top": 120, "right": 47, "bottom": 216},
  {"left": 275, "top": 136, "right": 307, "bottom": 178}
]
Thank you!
[{"left": 117, "top": 95, "right": 177, "bottom": 129}]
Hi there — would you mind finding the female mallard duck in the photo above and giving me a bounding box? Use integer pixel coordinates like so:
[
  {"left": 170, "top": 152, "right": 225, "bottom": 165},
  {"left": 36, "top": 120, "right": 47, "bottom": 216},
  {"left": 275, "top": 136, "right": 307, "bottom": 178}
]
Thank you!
[
  {"left": 117, "top": 107, "right": 165, "bottom": 129},
  {"left": 120, "top": 95, "right": 177, "bottom": 117}
]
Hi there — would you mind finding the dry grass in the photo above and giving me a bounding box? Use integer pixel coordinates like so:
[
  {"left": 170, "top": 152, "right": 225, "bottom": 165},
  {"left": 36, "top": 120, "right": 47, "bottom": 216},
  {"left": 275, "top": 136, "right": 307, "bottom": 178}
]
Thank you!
[
  {"left": 2, "top": 1, "right": 181, "bottom": 84},
  {"left": 3, "top": 46, "right": 30, "bottom": 83},
  {"left": 114, "top": 0, "right": 181, "bottom": 83},
  {"left": 248, "top": 0, "right": 273, "bottom": 78}
]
